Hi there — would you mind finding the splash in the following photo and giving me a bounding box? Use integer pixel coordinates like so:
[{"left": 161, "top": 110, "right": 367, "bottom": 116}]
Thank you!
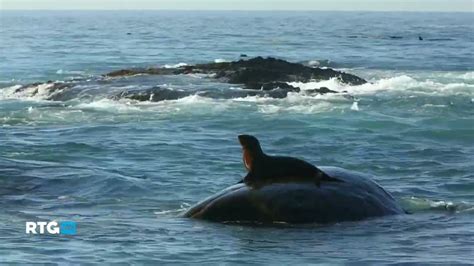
[
  {"left": 214, "top": 58, "right": 228, "bottom": 63},
  {"left": 290, "top": 74, "right": 474, "bottom": 96},
  {"left": 400, "top": 196, "right": 473, "bottom": 214},
  {"left": 350, "top": 101, "right": 359, "bottom": 111},
  {"left": 163, "top": 62, "right": 188, "bottom": 68}
]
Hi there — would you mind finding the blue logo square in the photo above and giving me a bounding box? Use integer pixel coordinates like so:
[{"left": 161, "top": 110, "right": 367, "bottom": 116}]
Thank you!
[{"left": 60, "top": 221, "right": 77, "bottom": 235}]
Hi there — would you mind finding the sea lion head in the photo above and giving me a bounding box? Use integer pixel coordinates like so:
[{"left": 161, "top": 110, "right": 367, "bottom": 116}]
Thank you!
[
  {"left": 238, "top": 134, "right": 263, "bottom": 172},
  {"left": 238, "top": 135, "right": 263, "bottom": 154}
]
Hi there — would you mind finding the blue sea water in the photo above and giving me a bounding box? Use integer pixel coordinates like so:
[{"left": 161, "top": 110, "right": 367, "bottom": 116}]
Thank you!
[{"left": 0, "top": 11, "right": 473, "bottom": 264}]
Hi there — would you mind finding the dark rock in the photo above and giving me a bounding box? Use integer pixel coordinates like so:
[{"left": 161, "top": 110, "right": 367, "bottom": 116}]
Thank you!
[
  {"left": 105, "top": 67, "right": 180, "bottom": 77},
  {"left": 305, "top": 86, "right": 339, "bottom": 95},
  {"left": 106, "top": 69, "right": 139, "bottom": 77},
  {"left": 113, "top": 87, "right": 190, "bottom": 102},
  {"left": 261, "top": 88, "right": 293, "bottom": 99},
  {"left": 253, "top": 81, "right": 300, "bottom": 92},
  {"left": 104, "top": 57, "right": 367, "bottom": 88},
  {"left": 240, "top": 54, "right": 248, "bottom": 57}
]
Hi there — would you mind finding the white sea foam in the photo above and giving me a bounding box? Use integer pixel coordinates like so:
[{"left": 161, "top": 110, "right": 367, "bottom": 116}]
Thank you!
[
  {"left": 73, "top": 98, "right": 142, "bottom": 112},
  {"left": 290, "top": 74, "right": 474, "bottom": 96},
  {"left": 2, "top": 71, "right": 473, "bottom": 119},
  {"left": 307, "top": 59, "right": 332, "bottom": 67},
  {"left": 459, "top": 72, "right": 474, "bottom": 80},
  {"left": 430, "top": 71, "right": 474, "bottom": 81},
  {"left": 350, "top": 101, "right": 359, "bottom": 111},
  {"left": 56, "top": 69, "right": 85, "bottom": 75},
  {"left": 154, "top": 203, "right": 190, "bottom": 215},
  {"left": 0, "top": 85, "right": 22, "bottom": 99},
  {"left": 422, "top": 104, "right": 447, "bottom": 108},
  {"left": 402, "top": 196, "right": 473, "bottom": 213},
  {"left": 289, "top": 78, "right": 346, "bottom": 92},
  {"left": 214, "top": 58, "right": 228, "bottom": 63},
  {"left": 0, "top": 83, "right": 65, "bottom": 101},
  {"left": 163, "top": 62, "right": 188, "bottom": 68},
  {"left": 186, "top": 73, "right": 215, "bottom": 79}
]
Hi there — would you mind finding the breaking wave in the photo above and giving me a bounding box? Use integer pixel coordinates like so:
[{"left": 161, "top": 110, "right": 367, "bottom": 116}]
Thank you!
[
  {"left": 290, "top": 74, "right": 474, "bottom": 96},
  {"left": 2, "top": 71, "right": 473, "bottom": 103}
]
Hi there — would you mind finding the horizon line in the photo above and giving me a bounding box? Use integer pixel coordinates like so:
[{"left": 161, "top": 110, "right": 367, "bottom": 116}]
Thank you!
[{"left": 1, "top": 9, "right": 473, "bottom": 13}]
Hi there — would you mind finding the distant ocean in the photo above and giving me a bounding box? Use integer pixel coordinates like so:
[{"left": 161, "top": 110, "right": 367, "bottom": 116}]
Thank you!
[{"left": 0, "top": 11, "right": 473, "bottom": 264}]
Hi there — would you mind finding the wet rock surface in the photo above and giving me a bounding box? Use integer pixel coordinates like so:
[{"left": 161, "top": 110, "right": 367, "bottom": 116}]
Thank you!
[
  {"left": 10, "top": 57, "right": 366, "bottom": 102},
  {"left": 105, "top": 57, "right": 367, "bottom": 89}
]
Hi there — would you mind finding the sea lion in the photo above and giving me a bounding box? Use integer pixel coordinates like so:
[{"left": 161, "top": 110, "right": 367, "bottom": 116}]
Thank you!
[{"left": 237, "top": 135, "right": 343, "bottom": 187}]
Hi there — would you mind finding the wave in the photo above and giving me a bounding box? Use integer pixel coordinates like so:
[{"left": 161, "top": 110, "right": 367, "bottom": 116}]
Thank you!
[
  {"left": 436, "top": 71, "right": 474, "bottom": 81},
  {"left": 56, "top": 69, "right": 86, "bottom": 75},
  {"left": 0, "top": 83, "right": 64, "bottom": 101},
  {"left": 74, "top": 98, "right": 144, "bottom": 112},
  {"left": 214, "top": 58, "right": 228, "bottom": 63},
  {"left": 305, "top": 59, "right": 334, "bottom": 68},
  {"left": 290, "top": 75, "right": 474, "bottom": 96},
  {"left": 163, "top": 62, "right": 188, "bottom": 68},
  {"left": 1, "top": 71, "right": 472, "bottom": 116}
]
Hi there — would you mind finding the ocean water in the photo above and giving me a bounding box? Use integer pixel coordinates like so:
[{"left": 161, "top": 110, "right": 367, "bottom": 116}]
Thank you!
[{"left": 0, "top": 11, "right": 473, "bottom": 264}]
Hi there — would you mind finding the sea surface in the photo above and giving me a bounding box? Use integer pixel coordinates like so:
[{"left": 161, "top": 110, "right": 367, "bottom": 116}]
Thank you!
[{"left": 0, "top": 11, "right": 473, "bottom": 264}]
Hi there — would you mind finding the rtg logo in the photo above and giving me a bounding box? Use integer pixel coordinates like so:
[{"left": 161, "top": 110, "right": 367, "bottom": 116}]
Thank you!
[{"left": 26, "top": 221, "right": 77, "bottom": 235}]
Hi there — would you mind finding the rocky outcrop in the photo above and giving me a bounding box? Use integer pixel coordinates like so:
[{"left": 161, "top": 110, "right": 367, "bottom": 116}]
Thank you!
[
  {"left": 105, "top": 57, "right": 367, "bottom": 90},
  {"left": 10, "top": 57, "right": 364, "bottom": 103}
]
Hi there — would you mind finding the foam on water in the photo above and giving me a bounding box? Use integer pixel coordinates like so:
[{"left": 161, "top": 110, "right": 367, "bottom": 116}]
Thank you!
[
  {"left": 290, "top": 74, "right": 474, "bottom": 96},
  {"left": 350, "top": 101, "right": 359, "bottom": 111},
  {"left": 214, "top": 58, "right": 228, "bottom": 63},
  {"left": 0, "top": 84, "right": 62, "bottom": 102},
  {"left": 73, "top": 98, "right": 143, "bottom": 112},
  {"left": 56, "top": 69, "right": 86, "bottom": 75},
  {"left": 1, "top": 70, "right": 473, "bottom": 108},
  {"left": 401, "top": 196, "right": 474, "bottom": 213},
  {"left": 163, "top": 62, "right": 188, "bottom": 68},
  {"left": 2, "top": 71, "right": 472, "bottom": 123}
]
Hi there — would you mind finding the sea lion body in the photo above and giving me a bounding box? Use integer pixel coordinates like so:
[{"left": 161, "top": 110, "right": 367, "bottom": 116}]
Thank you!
[{"left": 238, "top": 135, "right": 342, "bottom": 186}]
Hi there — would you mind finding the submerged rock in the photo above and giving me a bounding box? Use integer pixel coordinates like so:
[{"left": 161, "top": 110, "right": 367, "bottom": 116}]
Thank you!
[
  {"left": 184, "top": 166, "right": 405, "bottom": 224},
  {"left": 113, "top": 87, "right": 190, "bottom": 102},
  {"left": 257, "top": 81, "right": 300, "bottom": 92},
  {"left": 305, "top": 87, "right": 339, "bottom": 95},
  {"left": 105, "top": 67, "right": 179, "bottom": 77}
]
